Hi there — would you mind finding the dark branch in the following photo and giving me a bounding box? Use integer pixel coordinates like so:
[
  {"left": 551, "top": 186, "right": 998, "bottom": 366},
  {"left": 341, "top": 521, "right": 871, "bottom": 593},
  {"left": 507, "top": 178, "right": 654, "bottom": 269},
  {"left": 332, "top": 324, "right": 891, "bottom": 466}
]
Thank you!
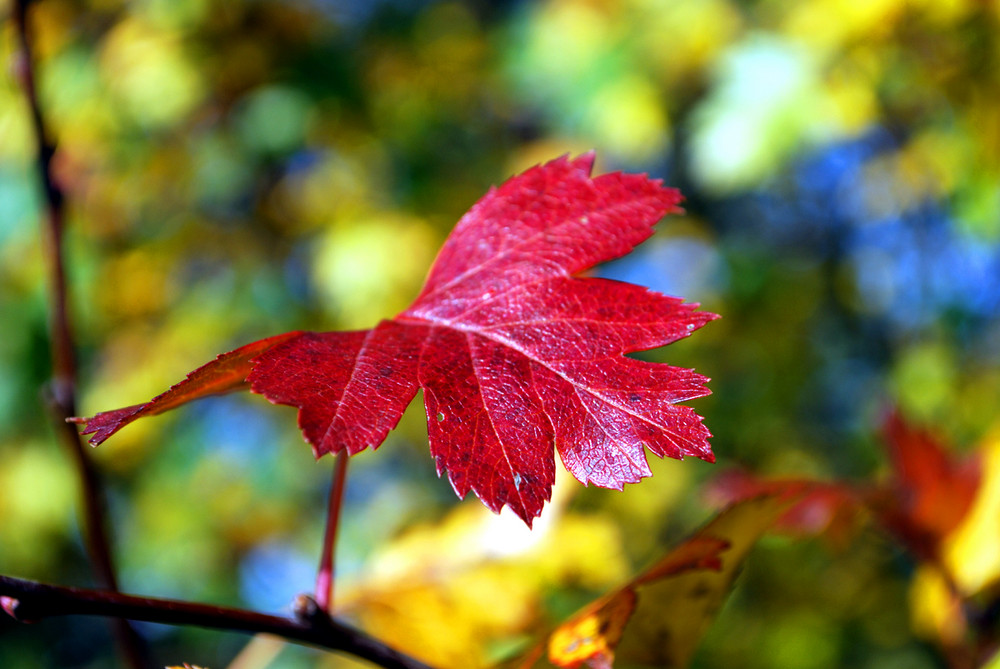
[
  {"left": 0, "top": 576, "right": 435, "bottom": 669},
  {"left": 11, "top": 1, "right": 146, "bottom": 666}
]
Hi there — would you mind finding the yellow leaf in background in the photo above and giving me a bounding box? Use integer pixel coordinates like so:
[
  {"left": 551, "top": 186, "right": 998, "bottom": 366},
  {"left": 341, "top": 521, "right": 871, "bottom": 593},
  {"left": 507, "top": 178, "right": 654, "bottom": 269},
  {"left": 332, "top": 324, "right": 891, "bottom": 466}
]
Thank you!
[
  {"left": 783, "top": 0, "right": 904, "bottom": 52},
  {"left": 508, "top": 493, "right": 797, "bottom": 669},
  {"left": 909, "top": 566, "right": 966, "bottom": 646},
  {"left": 99, "top": 17, "right": 204, "bottom": 128},
  {"left": 942, "top": 428, "right": 1000, "bottom": 595},
  {"left": 0, "top": 443, "right": 77, "bottom": 576},
  {"left": 544, "top": 536, "right": 726, "bottom": 669},
  {"left": 312, "top": 214, "right": 437, "bottom": 329},
  {"left": 615, "top": 495, "right": 791, "bottom": 668},
  {"left": 546, "top": 590, "right": 635, "bottom": 669},
  {"left": 634, "top": 0, "right": 743, "bottom": 83},
  {"left": 524, "top": 2, "right": 615, "bottom": 84},
  {"left": 338, "top": 472, "right": 630, "bottom": 669},
  {"left": 906, "top": 426, "right": 1000, "bottom": 649},
  {"left": 582, "top": 75, "right": 669, "bottom": 163}
]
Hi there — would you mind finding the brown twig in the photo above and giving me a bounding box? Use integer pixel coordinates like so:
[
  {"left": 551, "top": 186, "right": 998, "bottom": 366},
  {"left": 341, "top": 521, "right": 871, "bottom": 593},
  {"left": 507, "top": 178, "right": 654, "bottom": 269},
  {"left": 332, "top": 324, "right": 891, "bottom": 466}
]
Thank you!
[
  {"left": 11, "top": 1, "right": 146, "bottom": 666},
  {"left": 0, "top": 575, "right": 435, "bottom": 669}
]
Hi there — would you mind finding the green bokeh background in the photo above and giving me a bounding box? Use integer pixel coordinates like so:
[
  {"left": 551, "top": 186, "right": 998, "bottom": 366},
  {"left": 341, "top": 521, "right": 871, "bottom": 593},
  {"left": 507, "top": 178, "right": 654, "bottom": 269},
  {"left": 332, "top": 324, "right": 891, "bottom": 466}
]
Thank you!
[{"left": 1, "top": 0, "right": 999, "bottom": 667}]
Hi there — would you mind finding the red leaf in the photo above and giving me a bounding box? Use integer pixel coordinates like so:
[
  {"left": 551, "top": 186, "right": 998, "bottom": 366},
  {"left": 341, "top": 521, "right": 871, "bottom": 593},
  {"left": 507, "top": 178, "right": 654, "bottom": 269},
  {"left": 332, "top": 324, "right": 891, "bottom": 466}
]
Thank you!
[
  {"left": 869, "top": 410, "right": 981, "bottom": 561},
  {"left": 74, "top": 154, "right": 718, "bottom": 524},
  {"left": 67, "top": 331, "right": 304, "bottom": 443}
]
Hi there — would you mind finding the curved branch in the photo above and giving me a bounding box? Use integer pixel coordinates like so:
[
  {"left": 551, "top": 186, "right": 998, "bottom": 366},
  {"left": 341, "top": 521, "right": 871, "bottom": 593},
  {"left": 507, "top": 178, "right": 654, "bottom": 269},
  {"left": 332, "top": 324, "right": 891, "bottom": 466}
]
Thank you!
[{"left": 0, "top": 575, "right": 434, "bottom": 669}]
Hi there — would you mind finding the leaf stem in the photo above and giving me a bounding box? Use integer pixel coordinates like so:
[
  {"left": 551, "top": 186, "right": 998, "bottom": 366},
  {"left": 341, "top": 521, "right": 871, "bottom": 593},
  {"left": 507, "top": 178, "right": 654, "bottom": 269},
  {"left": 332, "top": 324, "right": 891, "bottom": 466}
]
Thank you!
[
  {"left": 11, "top": 2, "right": 145, "bottom": 666},
  {"left": 316, "top": 449, "right": 349, "bottom": 612},
  {"left": 0, "top": 575, "right": 434, "bottom": 669}
]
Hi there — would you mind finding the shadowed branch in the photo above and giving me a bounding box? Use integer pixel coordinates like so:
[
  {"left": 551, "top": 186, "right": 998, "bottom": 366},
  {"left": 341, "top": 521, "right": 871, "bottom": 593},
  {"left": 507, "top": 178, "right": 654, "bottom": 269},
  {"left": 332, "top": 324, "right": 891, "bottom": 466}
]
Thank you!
[{"left": 0, "top": 576, "right": 434, "bottom": 669}]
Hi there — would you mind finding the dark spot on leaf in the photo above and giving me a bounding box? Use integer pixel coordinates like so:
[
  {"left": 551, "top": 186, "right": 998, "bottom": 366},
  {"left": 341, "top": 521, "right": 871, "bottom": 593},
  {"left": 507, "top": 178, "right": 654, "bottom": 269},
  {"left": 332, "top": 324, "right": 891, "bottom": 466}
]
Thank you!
[{"left": 380, "top": 366, "right": 393, "bottom": 377}]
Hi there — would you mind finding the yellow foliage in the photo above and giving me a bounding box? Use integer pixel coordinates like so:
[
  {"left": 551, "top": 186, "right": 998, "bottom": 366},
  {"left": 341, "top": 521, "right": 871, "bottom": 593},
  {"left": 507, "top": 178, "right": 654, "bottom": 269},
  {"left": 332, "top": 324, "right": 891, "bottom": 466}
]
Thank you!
[
  {"left": 98, "top": 247, "right": 176, "bottom": 318},
  {"left": 0, "top": 82, "right": 34, "bottom": 162},
  {"left": 908, "top": 427, "right": 1000, "bottom": 648},
  {"left": 99, "top": 17, "right": 204, "bottom": 128},
  {"left": 547, "top": 590, "right": 634, "bottom": 669},
  {"left": 338, "top": 474, "right": 629, "bottom": 669},
  {"left": 509, "top": 494, "right": 796, "bottom": 669},
  {"left": 890, "top": 342, "right": 957, "bottom": 423},
  {"left": 276, "top": 146, "right": 390, "bottom": 231},
  {"left": 784, "top": 0, "right": 904, "bottom": 52},
  {"left": 526, "top": 2, "right": 618, "bottom": 84},
  {"left": 943, "top": 429, "right": 1000, "bottom": 595},
  {"left": 0, "top": 443, "right": 75, "bottom": 575},
  {"left": 613, "top": 495, "right": 792, "bottom": 667},
  {"left": 312, "top": 214, "right": 438, "bottom": 328},
  {"left": 583, "top": 75, "right": 669, "bottom": 162},
  {"left": 909, "top": 566, "right": 966, "bottom": 646},
  {"left": 824, "top": 68, "right": 878, "bottom": 133},
  {"left": 633, "top": 0, "right": 743, "bottom": 83}
]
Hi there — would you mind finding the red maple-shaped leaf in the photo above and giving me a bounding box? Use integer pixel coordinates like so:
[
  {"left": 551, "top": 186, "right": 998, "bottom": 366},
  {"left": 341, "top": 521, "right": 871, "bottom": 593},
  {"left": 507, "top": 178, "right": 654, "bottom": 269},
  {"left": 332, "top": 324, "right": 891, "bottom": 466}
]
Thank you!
[{"left": 73, "top": 154, "right": 718, "bottom": 524}]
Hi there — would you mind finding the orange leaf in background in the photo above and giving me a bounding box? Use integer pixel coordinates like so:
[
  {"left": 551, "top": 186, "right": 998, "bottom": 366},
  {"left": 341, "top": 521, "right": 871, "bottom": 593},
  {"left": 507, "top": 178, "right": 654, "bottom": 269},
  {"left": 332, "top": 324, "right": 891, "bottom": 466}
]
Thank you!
[
  {"left": 545, "top": 536, "right": 725, "bottom": 669},
  {"left": 704, "top": 412, "right": 999, "bottom": 660},
  {"left": 707, "top": 411, "right": 982, "bottom": 562},
  {"left": 705, "top": 470, "right": 860, "bottom": 545},
  {"left": 871, "top": 410, "right": 981, "bottom": 562},
  {"left": 508, "top": 493, "right": 801, "bottom": 669},
  {"left": 546, "top": 589, "right": 637, "bottom": 669}
]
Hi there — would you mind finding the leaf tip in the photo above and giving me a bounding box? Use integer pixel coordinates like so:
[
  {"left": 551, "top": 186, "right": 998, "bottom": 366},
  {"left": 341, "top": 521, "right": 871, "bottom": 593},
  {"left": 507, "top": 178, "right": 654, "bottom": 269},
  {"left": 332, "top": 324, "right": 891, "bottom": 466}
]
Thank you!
[
  {"left": 65, "top": 415, "right": 100, "bottom": 446},
  {"left": 570, "top": 150, "right": 597, "bottom": 175},
  {"left": 67, "top": 405, "right": 146, "bottom": 446}
]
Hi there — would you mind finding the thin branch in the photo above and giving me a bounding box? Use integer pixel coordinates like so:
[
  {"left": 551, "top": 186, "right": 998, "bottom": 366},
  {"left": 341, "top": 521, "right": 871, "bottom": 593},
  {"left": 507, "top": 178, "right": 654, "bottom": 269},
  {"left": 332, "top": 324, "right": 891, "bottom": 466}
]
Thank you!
[
  {"left": 0, "top": 575, "right": 434, "bottom": 669},
  {"left": 11, "top": 1, "right": 146, "bottom": 666},
  {"left": 13, "top": 3, "right": 72, "bottom": 387},
  {"left": 316, "top": 450, "right": 350, "bottom": 612}
]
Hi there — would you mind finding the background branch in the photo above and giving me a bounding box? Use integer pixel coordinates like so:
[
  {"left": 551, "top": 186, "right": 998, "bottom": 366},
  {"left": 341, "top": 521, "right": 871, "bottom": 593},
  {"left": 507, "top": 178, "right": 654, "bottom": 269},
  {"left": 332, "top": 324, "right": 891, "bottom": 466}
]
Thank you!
[
  {"left": 0, "top": 575, "right": 434, "bottom": 669},
  {"left": 11, "top": 1, "right": 145, "bottom": 665}
]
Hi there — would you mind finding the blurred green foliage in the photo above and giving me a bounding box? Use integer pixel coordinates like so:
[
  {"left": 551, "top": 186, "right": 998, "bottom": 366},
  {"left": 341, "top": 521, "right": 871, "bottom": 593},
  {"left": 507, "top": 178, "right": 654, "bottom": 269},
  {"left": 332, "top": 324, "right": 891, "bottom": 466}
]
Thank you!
[{"left": 1, "top": 0, "right": 999, "bottom": 667}]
